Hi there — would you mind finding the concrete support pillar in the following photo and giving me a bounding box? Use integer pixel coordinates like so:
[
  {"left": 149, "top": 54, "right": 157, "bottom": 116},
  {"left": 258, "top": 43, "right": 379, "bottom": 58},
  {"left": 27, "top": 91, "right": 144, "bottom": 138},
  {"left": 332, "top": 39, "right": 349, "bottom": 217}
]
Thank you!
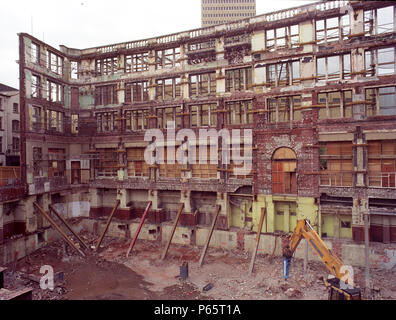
[
  {"left": 334, "top": 215, "right": 341, "bottom": 239},
  {"left": 89, "top": 188, "right": 102, "bottom": 208},
  {"left": 216, "top": 37, "right": 224, "bottom": 60},
  {"left": 117, "top": 81, "right": 125, "bottom": 106},
  {"left": 351, "top": 8, "right": 364, "bottom": 35},
  {"left": 355, "top": 135, "right": 365, "bottom": 187},
  {"left": 216, "top": 192, "right": 230, "bottom": 228},
  {"left": 24, "top": 196, "right": 37, "bottom": 233},
  {"left": 283, "top": 204, "right": 290, "bottom": 233},
  {"left": 148, "top": 49, "right": 156, "bottom": 101},
  {"left": 180, "top": 190, "right": 192, "bottom": 213},
  {"left": 352, "top": 89, "right": 366, "bottom": 121},
  {"left": 266, "top": 197, "right": 275, "bottom": 234},
  {"left": 118, "top": 188, "right": 127, "bottom": 209},
  {"left": 148, "top": 190, "right": 160, "bottom": 211},
  {"left": 41, "top": 193, "right": 51, "bottom": 228},
  {"left": 383, "top": 216, "right": 391, "bottom": 244},
  {"left": 352, "top": 197, "right": 368, "bottom": 242},
  {"left": 300, "top": 19, "right": 314, "bottom": 54}
]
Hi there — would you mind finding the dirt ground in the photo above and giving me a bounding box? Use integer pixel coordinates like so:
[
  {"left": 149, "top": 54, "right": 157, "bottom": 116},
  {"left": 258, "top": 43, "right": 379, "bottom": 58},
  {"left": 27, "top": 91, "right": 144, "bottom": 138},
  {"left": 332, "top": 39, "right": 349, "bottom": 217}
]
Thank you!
[{"left": 3, "top": 230, "right": 396, "bottom": 300}]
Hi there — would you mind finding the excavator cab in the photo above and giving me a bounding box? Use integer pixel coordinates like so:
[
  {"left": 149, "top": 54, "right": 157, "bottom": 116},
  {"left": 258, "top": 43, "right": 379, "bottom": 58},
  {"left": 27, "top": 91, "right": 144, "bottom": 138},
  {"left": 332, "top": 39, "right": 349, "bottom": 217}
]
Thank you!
[{"left": 325, "top": 278, "right": 362, "bottom": 300}]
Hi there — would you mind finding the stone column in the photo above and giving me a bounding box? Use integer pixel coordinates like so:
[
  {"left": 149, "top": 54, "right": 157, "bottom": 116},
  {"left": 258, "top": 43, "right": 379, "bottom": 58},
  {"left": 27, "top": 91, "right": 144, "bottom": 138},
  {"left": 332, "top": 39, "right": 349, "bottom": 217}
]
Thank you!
[
  {"left": 148, "top": 190, "right": 160, "bottom": 211},
  {"left": 216, "top": 192, "right": 230, "bottom": 229},
  {"left": 180, "top": 190, "right": 192, "bottom": 213},
  {"left": 352, "top": 197, "right": 368, "bottom": 242}
]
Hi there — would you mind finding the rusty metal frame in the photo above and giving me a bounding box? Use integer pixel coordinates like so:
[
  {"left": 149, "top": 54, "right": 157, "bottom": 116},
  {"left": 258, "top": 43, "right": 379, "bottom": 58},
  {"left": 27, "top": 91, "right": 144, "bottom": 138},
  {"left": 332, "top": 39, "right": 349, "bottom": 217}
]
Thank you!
[
  {"left": 249, "top": 207, "right": 266, "bottom": 275},
  {"left": 95, "top": 199, "right": 120, "bottom": 252},
  {"left": 198, "top": 205, "right": 221, "bottom": 267},
  {"left": 33, "top": 202, "right": 86, "bottom": 257},
  {"left": 126, "top": 201, "right": 152, "bottom": 258},
  {"left": 49, "top": 204, "right": 89, "bottom": 250},
  {"left": 161, "top": 203, "right": 184, "bottom": 260}
]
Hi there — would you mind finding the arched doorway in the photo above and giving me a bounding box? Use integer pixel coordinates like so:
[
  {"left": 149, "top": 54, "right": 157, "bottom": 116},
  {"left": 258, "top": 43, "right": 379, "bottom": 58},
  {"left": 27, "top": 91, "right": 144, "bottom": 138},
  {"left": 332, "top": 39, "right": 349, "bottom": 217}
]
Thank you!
[{"left": 272, "top": 147, "right": 297, "bottom": 195}]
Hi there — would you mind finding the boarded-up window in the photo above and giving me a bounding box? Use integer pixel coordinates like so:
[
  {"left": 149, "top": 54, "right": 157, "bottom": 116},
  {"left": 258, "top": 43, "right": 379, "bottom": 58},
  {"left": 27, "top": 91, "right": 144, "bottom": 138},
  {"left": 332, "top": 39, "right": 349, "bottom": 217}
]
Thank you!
[
  {"left": 272, "top": 148, "right": 297, "bottom": 194},
  {"left": 228, "top": 144, "right": 253, "bottom": 179},
  {"left": 48, "top": 148, "right": 66, "bottom": 177},
  {"left": 191, "top": 145, "right": 217, "bottom": 179},
  {"left": 96, "top": 149, "right": 117, "bottom": 178},
  {"left": 368, "top": 140, "right": 396, "bottom": 188},
  {"left": 127, "top": 148, "right": 149, "bottom": 177},
  {"left": 320, "top": 142, "right": 353, "bottom": 187},
  {"left": 158, "top": 147, "right": 182, "bottom": 178}
]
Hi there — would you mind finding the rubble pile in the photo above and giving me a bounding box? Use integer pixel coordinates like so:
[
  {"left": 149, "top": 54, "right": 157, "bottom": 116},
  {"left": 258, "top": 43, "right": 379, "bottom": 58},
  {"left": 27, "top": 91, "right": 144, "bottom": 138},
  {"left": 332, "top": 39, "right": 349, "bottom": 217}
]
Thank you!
[{"left": 2, "top": 229, "right": 395, "bottom": 300}]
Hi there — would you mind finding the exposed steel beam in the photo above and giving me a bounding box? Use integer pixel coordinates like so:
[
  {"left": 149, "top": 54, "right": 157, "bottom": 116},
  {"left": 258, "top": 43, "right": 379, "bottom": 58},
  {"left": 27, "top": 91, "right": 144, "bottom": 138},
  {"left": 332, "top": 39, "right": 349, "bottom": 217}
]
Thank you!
[
  {"left": 249, "top": 207, "right": 266, "bottom": 275},
  {"left": 198, "top": 205, "right": 221, "bottom": 267},
  {"left": 49, "top": 204, "right": 89, "bottom": 250},
  {"left": 126, "top": 201, "right": 152, "bottom": 258},
  {"left": 95, "top": 199, "right": 120, "bottom": 252},
  {"left": 161, "top": 203, "right": 184, "bottom": 260},
  {"left": 33, "top": 202, "right": 85, "bottom": 257}
]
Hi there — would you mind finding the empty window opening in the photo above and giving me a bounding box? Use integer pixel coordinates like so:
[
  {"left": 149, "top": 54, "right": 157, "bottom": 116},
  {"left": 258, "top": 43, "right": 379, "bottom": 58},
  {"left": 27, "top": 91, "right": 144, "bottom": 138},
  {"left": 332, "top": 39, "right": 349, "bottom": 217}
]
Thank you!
[
  {"left": 190, "top": 103, "right": 218, "bottom": 127},
  {"left": 156, "top": 78, "right": 181, "bottom": 100},
  {"left": 365, "top": 86, "right": 396, "bottom": 116},
  {"left": 225, "top": 67, "right": 252, "bottom": 92},
  {"left": 318, "top": 90, "right": 352, "bottom": 120},
  {"left": 46, "top": 110, "right": 64, "bottom": 133},
  {"left": 157, "top": 106, "right": 183, "bottom": 129},
  {"left": 125, "top": 81, "right": 149, "bottom": 103},
  {"left": 95, "top": 57, "right": 118, "bottom": 76},
  {"left": 364, "top": 5, "right": 395, "bottom": 35},
  {"left": 48, "top": 148, "right": 66, "bottom": 177},
  {"left": 189, "top": 72, "right": 216, "bottom": 97},
  {"left": 319, "top": 142, "right": 353, "bottom": 187},
  {"left": 156, "top": 47, "right": 180, "bottom": 70},
  {"left": 317, "top": 54, "right": 351, "bottom": 80},
  {"left": 125, "top": 109, "right": 148, "bottom": 131},
  {"left": 365, "top": 47, "right": 395, "bottom": 77},
  {"left": 125, "top": 52, "right": 149, "bottom": 73},
  {"left": 225, "top": 100, "right": 253, "bottom": 125},
  {"left": 96, "top": 112, "right": 117, "bottom": 133},
  {"left": 265, "top": 24, "right": 299, "bottom": 51},
  {"left": 47, "top": 51, "right": 63, "bottom": 75},
  {"left": 94, "top": 85, "right": 117, "bottom": 106},
  {"left": 267, "top": 95, "right": 302, "bottom": 123},
  {"left": 316, "top": 15, "right": 350, "bottom": 43}
]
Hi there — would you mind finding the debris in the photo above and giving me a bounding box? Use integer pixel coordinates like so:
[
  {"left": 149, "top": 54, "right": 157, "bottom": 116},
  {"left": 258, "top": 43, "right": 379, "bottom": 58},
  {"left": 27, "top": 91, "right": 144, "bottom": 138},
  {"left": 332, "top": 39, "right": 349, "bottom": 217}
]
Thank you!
[
  {"left": 203, "top": 283, "right": 213, "bottom": 292},
  {"left": 285, "top": 288, "right": 303, "bottom": 298}
]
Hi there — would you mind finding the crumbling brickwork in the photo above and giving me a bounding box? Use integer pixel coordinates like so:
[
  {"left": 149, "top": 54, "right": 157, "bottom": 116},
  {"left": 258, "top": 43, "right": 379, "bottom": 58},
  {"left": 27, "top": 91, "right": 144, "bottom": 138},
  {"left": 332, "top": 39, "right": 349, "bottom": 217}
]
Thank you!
[{"left": 7, "top": 0, "right": 396, "bottom": 258}]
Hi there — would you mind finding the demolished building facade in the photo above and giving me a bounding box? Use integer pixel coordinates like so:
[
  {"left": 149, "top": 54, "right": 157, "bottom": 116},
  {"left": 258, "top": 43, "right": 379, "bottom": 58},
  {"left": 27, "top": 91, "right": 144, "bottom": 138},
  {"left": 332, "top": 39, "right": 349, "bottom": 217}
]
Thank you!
[{"left": 1, "top": 0, "right": 395, "bottom": 267}]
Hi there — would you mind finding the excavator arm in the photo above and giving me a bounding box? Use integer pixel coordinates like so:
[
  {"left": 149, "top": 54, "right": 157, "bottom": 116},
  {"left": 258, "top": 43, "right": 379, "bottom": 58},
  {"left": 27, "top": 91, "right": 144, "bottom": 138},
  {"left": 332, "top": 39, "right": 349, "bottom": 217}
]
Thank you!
[
  {"left": 286, "top": 219, "right": 362, "bottom": 300},
  {"left": 289, "top": 219, "right": 345, "bottom": 280}
]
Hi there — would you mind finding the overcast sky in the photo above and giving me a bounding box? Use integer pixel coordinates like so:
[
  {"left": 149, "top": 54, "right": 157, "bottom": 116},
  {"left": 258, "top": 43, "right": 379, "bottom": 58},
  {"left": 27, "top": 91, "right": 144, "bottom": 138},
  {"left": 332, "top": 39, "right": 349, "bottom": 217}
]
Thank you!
[{"left": 0, "top": 0, "right": 318, "bottom": 89}]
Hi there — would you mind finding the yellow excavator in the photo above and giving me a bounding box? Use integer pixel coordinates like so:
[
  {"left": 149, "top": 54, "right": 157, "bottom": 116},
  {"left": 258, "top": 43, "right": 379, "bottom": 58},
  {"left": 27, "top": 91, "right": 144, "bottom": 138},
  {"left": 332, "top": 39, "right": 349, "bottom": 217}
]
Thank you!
[{"left": 283, "top": 219, "right": 362, "bottom": 300}]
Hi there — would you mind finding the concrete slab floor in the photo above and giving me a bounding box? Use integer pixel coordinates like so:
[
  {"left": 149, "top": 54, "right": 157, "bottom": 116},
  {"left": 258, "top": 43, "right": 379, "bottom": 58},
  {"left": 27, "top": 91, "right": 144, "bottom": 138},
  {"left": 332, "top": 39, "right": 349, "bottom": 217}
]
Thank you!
[{"left": 2, "top": 229, "right": 396, "bottom": 300}]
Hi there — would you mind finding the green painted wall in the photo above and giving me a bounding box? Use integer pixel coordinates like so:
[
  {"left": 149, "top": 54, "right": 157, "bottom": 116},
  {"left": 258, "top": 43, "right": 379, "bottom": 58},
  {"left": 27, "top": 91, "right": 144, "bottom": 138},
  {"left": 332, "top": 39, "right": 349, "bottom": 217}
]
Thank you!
[{"left": 252, "top": 195, "right": 319, "bottom": 234}]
